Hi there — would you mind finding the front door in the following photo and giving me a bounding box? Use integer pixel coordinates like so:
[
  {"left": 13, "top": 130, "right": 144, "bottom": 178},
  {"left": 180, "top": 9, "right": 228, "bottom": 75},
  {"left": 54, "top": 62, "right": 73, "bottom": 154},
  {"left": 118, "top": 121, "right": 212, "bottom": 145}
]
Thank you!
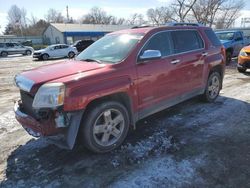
[{"left": 136, "top": 31, "right": 177, "bottom": 113}]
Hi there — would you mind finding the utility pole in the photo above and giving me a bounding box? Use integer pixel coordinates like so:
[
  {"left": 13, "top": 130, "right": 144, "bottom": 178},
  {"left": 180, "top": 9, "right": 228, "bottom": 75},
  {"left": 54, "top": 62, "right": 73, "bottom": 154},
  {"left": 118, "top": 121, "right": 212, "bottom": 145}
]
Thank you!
[{"left": 66, "top": 5, "right": 69, "bottom": 23}]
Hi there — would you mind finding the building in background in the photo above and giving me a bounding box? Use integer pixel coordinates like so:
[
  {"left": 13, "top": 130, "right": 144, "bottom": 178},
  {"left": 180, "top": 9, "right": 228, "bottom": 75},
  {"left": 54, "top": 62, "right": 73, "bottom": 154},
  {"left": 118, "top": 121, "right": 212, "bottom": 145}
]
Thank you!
[{"left": 43, "top": 23, "right": 133, "bottom": 44}]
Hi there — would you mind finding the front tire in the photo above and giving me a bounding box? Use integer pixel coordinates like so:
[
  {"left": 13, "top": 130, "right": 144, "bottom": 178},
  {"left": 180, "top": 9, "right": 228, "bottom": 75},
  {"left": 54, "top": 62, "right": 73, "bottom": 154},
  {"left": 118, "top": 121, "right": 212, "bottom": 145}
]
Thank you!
[
  {"left": 237, "top": 67, "right": 246, "bottom": 73},
  {"left": 202, "top": 72, "right": 221, "bottom": 102},
  {"left": 80, "top": 101, "right": 130, "bottom": 153},
  {"left": 42, "top": 53, "right": 49, "bottom": 60},
  {"left": 1, "top": 51, "right": 8, "bottom": 57},
  {"left": 68, "top": 51, "right": 75, "bottom": 58}
]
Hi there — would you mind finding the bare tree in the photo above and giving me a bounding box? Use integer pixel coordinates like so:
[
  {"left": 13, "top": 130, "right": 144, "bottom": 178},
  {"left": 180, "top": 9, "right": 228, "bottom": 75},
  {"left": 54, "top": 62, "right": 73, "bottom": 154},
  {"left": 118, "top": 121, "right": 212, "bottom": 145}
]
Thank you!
[
  {"left": 45, "top": 8, "right": 64, "bottom": 23},
  {"left": 147, "top": 7, "right": 173, "bottom": 25},
  {"left": 82, "top": 7, "right": 115, "bottom": 24},
  {"left": 215, "top": 0, "right": 244, "bottom": 29},
  {"left": 191, "top": 0, "right": 244, "bottom": 27},
  {"left": 126, "top": 13, "right": 146, "bottom": 25},
  {"left": 7, "top": 5, "right": 27, "bottom": 28},
  {"left": 171, "top": 0, "right": 198, "bottom": 22}
]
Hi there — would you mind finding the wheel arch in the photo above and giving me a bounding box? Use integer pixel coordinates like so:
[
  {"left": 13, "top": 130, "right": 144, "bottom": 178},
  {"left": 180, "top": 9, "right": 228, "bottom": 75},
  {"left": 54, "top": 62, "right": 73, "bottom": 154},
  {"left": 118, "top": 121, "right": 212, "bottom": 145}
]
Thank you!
[
  {"left": 209, "top": 64, "right": 224, "bottom": 89},
  {"left": 83, "top": 92, "right": 135, "bottom": 129}
]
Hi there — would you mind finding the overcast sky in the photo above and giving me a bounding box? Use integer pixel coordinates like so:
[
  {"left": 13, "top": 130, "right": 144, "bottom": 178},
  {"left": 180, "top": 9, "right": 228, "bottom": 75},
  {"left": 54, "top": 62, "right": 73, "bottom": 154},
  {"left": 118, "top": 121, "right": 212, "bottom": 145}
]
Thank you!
[{"left": 0, "top": 0, "right": 249, "bottom": 34}]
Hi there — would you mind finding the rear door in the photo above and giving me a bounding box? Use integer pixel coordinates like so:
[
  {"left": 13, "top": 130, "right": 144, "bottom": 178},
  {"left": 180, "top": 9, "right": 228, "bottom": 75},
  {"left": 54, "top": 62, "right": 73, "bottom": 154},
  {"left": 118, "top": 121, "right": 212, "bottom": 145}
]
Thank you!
[
  {"left": 5, "top": 43, "right": 15, "bottom": 54},
  {"left": 233, "top": 32, "right": 244, "bottom": 56},
  {"left": 59, "top": 45, "right": 69, "bottom": 57},
  {"left": 170, "top": 30, "right": 206, "bottom": 94}
]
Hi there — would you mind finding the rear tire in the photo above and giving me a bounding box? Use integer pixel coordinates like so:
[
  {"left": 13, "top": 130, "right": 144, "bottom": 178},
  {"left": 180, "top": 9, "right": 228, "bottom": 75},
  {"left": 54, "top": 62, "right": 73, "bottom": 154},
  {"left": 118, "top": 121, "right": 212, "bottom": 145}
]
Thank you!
[
  {"left": 80, "top": 101, "right": 130, "bottom": 153},
  {"left": 237, "top": 67, "right": 246, "bottom": 73},
  {"left": 25, "top": 50, "right": 32, "bottom": 56},
  {"left": 1, "top": 51, "right": 8, "bottom": 57},
  {"left": 226, "top": 51, "right": 232, "bottom": 65},
  {"left": 42, "top": 53, "right": 49, "bottom": 60},
  {"left": 202, "top": 72, "right": 221, "bottom": 102}
]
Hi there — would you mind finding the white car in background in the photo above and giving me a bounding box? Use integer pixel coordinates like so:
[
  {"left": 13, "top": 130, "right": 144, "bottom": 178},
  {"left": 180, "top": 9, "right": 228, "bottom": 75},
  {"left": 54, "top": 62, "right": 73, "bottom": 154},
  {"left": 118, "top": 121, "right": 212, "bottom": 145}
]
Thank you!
[
  {"left": 0, "top": 42, "right": 34, "bottom": 57},
  {"left": 33, "top": 44, "right": 77, "bottom": 60}
]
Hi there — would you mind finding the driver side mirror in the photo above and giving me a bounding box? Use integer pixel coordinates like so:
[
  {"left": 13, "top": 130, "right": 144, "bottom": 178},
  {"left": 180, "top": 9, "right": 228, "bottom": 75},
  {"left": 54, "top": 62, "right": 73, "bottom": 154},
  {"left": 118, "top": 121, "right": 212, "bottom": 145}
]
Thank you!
[{"left": 139, "top": 50, "right": 162, "bottom": 61}]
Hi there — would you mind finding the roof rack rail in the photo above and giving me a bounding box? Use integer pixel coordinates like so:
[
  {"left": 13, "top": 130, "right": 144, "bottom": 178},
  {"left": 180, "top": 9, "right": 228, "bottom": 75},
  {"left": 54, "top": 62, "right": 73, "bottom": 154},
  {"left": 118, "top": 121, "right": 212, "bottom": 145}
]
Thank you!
[
  {"left": 165, "top": 22, "right": 204, "bottom": 27},
  {"left": 131, "top": 25, "right": 152, "bottom": 29}
]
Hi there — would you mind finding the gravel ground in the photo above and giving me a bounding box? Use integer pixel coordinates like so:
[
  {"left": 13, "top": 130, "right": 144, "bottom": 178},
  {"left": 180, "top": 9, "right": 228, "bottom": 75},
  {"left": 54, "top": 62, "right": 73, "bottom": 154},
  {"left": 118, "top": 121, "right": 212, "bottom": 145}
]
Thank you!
[{"left": 0, "top": 55, "right": 250, "bottom": 188}]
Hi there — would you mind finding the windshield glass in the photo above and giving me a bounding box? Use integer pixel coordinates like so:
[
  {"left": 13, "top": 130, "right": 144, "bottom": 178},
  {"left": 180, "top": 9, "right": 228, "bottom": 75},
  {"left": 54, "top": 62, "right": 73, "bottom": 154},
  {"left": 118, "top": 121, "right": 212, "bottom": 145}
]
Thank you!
[
  {"left": 216, "top": 32, "right": 234, "bottom": 41},
  {"left": 76, "top": 33, "right": 144, "bottom": 63}
]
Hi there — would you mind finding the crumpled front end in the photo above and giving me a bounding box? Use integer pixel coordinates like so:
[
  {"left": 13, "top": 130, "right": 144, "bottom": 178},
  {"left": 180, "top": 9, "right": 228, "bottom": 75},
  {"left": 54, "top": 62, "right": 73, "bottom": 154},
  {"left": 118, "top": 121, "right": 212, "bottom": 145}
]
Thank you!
[{"left": 14, "top": 90, "right": 84, "bottom": 149}]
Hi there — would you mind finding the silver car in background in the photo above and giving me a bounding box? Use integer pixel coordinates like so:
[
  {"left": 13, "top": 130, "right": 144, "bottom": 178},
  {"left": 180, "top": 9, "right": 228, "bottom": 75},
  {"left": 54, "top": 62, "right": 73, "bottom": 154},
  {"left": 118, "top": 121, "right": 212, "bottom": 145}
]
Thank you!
[{"left": 0, "top": 42, "right": 34, "bottom": 57}]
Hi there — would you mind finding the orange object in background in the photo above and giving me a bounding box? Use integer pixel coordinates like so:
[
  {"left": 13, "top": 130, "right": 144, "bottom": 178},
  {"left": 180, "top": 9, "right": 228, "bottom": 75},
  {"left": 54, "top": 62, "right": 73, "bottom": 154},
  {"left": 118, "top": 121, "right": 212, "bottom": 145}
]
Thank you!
[{"left": 237, "top": 45, "right": 250, "bottom": 73}]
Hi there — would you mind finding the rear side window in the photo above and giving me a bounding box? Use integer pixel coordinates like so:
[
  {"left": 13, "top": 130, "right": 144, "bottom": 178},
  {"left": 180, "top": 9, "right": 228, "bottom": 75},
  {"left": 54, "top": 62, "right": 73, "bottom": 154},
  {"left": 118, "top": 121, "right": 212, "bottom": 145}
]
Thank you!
[
  {"left": 141, "top": 31, "right": 173, "bottom": 57},
  {"left": 6, "top": 43, "right": 14, "bottom": 48},
  {"left": 171, "top": 30, "right": 204, "bottom": 53},
  {"left": 204, "top": 29, "right": 221, "bottom": 47}
]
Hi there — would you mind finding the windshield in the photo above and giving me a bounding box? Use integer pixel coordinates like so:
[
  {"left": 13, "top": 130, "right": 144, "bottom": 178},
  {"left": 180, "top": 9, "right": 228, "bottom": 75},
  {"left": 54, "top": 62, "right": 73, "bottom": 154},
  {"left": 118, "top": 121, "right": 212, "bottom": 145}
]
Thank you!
[
  {"left": 76, "top": 33, "right": 144, "bottom": 63},
  {"left": 216, "top": 32, "right": 235, "bottom": 41}
]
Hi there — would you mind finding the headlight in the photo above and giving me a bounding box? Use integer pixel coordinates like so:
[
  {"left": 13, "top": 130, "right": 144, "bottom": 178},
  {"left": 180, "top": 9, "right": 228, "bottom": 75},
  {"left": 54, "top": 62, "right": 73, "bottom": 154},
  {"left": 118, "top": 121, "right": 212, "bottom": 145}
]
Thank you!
[
  {"left": 240, "top": 50, "right": 248, "bottom": 57},
  {"left": 32, "top": 83, "right": 65, "bottom": 109}
]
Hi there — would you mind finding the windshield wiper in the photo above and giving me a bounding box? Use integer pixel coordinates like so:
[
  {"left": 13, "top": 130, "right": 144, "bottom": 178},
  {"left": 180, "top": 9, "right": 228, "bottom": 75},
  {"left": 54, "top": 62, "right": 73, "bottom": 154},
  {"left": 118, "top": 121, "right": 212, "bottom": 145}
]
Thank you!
[{"left": 81, "top": 58, "right": 102, "bottom": 64}]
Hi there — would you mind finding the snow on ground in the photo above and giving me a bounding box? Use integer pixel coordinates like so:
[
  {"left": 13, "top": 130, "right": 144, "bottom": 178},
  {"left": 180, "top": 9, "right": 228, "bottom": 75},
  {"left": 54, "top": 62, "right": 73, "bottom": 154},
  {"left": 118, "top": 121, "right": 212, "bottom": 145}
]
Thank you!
[
  {"left": 111, "top": 156, "right": 205, "bottom": 188},
  {"left": 0, "top": 111, "right": 21, "bottom": 137}
]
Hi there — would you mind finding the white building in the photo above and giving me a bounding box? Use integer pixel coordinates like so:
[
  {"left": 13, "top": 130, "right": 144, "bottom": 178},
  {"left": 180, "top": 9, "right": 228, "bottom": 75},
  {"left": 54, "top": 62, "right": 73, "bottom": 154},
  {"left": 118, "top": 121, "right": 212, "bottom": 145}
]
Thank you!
[{"left": 43, "top": 23, "right": 133, "bottom": 44}]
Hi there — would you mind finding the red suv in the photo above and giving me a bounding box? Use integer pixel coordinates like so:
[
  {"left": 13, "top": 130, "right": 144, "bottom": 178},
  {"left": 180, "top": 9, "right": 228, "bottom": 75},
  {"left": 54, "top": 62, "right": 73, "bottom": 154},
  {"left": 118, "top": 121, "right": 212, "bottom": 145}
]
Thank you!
[{"left": 14, "top": 23, "right": 225, "bottom": 153}]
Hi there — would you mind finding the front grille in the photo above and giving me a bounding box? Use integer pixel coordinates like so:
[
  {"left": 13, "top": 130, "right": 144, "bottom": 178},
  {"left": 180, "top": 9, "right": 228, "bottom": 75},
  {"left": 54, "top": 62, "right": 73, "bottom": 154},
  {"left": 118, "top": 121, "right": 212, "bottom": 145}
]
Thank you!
[
  {"left": 33, "top": 52, "right": 41, "bottom": 55},
  {"left": 20, "top": 90, "right": 37, "bottom": 118},
  {"left": 244, "top": 61, "right": 250, "bottom": 68}
]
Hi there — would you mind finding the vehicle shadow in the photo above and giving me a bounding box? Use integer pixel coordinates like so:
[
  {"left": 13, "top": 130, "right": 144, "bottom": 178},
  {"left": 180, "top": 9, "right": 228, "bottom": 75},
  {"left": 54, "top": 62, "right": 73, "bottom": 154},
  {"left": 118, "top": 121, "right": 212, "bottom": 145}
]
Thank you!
[{"left": 2, "top": 96, "right": 250, "bottom": 187}]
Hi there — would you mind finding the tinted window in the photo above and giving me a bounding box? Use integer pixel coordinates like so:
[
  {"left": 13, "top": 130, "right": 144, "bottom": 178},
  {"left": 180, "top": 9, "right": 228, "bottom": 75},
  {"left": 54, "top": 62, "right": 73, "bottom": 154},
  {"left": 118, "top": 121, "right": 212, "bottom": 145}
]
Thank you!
[
  {"left": 206, "top": 30, "right": 222, "bottom": 46},
  {"left": 235, "top": 32, "right": 243, "bottom": 40},
  {"left": 60, "top": 45, "right": 69, "bottom": 49},
  {"left": 54, "top": 45, "right": 60, "bottom": 50},
  {"left": 141, "top": 31, "right": 173, "bottom": 57},
  {"left": 171, "top": 30, "right": 204, "bottom": 53},
  {"left": 6, "top": 43, "right": 14, "bottom": 48}
]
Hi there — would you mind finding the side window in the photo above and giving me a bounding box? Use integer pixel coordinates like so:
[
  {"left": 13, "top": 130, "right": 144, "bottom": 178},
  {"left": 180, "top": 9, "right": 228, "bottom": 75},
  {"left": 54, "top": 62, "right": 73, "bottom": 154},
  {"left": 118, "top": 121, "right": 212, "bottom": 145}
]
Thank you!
[
  {"left": 0, "top": 43, "right": 4, "bottom": 48},
  {"left": 235, "top": 32, "right": 243, "bottom": 41},
  {"left": 171, "top": 30, "right": 204, "bottom": 53},
  {"left": 60, "top": 45, "right": 68, "bottom": 49},
  {"left": 6, "top": 43, "right": 14, "bottom": 48},
  {"left": 204, "top": 29, "right": 221, "bottom": 47},
  {"left": 141, "top": 31, "right": 173, "bottom": 57},
  {"left": 54, "top": 45, "right": 60, "bottom": 50}
]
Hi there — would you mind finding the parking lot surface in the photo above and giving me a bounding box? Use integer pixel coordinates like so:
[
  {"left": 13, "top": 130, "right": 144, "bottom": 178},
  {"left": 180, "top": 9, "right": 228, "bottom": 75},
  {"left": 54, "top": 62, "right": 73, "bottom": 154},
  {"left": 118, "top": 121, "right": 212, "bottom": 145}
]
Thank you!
[{"left": 0, "top": 55, "right": 250, "bottom": 187}]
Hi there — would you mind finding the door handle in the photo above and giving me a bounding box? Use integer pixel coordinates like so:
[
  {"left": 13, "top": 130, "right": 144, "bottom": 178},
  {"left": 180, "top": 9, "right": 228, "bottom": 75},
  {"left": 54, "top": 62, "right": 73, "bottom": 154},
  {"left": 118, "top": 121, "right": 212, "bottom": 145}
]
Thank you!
[
  {"left": 201, "top": 52, "right": 208, "bottom": 57},
  {"left": 171, "top": 59, "right": 180, "bottom": 64}
]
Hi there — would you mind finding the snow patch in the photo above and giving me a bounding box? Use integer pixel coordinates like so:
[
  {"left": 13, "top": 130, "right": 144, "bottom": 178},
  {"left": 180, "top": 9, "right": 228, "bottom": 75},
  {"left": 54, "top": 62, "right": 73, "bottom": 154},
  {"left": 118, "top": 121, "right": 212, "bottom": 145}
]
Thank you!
[
  {"left": 111, "top": 156, "right": 204, "bottom": 187},
  {"left": 0, "top": 111, "right": 21, "bottom": 136},
  {"left": 111, "top": 130, "right": 178, "bottom": 166}
]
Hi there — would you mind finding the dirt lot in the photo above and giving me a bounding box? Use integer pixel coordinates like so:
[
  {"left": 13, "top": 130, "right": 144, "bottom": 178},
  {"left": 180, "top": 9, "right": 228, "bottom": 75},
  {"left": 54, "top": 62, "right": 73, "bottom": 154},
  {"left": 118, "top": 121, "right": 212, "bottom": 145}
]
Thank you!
[{"left": 0, "top": 55, "right": 250, "bottom": 188}]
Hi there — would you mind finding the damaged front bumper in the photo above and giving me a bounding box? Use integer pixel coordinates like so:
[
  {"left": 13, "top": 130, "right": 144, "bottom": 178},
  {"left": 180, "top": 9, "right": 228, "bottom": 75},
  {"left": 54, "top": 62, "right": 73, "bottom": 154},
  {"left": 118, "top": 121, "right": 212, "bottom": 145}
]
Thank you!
[{"left": 14, "top": 100, "right": 84, "bottom": 149}]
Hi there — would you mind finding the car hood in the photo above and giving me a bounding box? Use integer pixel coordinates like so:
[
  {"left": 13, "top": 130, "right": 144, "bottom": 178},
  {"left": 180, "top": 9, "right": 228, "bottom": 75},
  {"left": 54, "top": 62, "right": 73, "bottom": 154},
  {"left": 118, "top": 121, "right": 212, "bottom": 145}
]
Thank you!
[
  {"left": 219, "top": 40, "right": 232, "bottom": 48},
  {"left": 34, "top": 49, "right": 46, "bottom": 53},
  {"left": 17, "top": 60, "right": 106, "bottom": 93}
]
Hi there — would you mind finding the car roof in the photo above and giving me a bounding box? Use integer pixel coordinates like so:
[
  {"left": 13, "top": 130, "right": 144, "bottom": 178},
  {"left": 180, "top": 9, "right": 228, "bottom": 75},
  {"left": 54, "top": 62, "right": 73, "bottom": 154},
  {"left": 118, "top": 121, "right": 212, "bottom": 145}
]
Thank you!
[
  {"left": 111, "top": 25, "right": 210, "bottom": 36},
  {"left": 49, "top": 44, "right": 68, "bottom": 47},
  {"left": 215, "top": 30, "right": 240, "bottom": 34}
]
